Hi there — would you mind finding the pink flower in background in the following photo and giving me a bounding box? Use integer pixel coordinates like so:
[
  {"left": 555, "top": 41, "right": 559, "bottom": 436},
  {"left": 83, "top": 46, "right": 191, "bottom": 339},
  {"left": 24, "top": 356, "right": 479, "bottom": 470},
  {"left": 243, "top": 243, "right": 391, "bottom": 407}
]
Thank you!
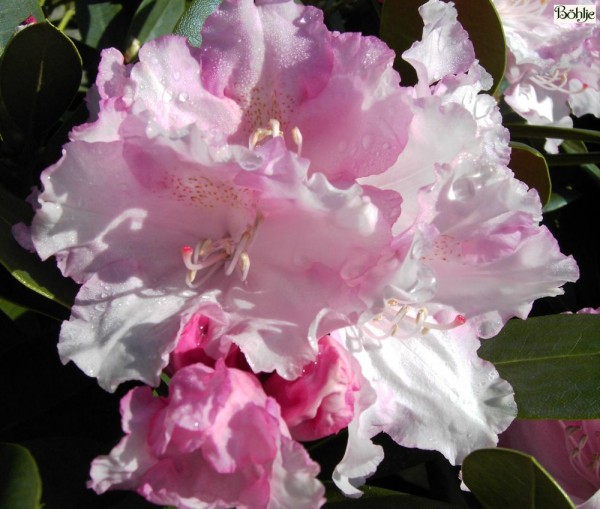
[
  {"left": 492, "top": 0, "right": 599, "bottom": 150},
  {"left": 500, "top": 419, "right": 600, "bottom": 508},
  {"left": 89, "top": 360, "right": 325, "bottom": 509},
  {"left": 499, "top": 309, "right": 600, "bottom": 507}
]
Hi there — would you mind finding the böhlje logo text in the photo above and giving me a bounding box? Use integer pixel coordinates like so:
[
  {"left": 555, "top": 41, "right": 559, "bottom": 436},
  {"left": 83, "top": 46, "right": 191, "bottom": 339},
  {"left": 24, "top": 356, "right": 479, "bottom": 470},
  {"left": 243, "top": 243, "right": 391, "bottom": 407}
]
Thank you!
[{"left": 554, "top": 4, "right": 596, "bottom": 23}]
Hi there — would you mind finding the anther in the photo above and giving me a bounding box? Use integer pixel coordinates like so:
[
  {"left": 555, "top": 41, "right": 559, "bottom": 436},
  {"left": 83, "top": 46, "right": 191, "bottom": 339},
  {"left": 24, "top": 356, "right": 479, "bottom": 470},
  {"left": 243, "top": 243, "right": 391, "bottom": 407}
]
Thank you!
[
  {"left": 239, "top": 252, "right": 250, "bottom": 281},
  {"left": 225, "top": 232, "right": 251, "bottom": 276},
  {"left": 292, "top": 126, "right": 303, "bottom": 156}
]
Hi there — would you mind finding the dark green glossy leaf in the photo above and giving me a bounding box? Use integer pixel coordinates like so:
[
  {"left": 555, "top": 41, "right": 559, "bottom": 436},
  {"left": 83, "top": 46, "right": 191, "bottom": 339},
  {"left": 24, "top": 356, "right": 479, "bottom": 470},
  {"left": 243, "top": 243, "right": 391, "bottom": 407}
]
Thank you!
[
  {"left": 561, "top": 140, "right": 600, "bottom": 185},
  {"left": 0, "top": 443, "right": 42, "bottom": 509},
  {"left": 325, "top": 483, "right": 460, "bottom": 508},
  {"left": 507, "top": 123, "right": 600, "bottom": 143},
  {"left": 75, "top": 0, "right": 123, "bottom": 49},
  {"left": 0, "top": 21, "right": 82, "bottom": 135},
  {"left": 127, "top": 0, "right": 186, "bottom": 46},
  {"left": 508, "top": 142, "right": 551, "bottom": 206},
  {"left": 380, "top": 0, "right": 505, "bottom": 94},
  {"left": 174, "top": 0, "right": 223, "bottom": 47},
  {"left": 0, "top": 296, "right": 27, "bottom": 320},
  {"left": 0, "top": 0, "right": 44, "bottom": 55},
  {"left": 478, "top": 314, "right": 600, "bottom": 419},
  {"left": 462, "top": 448, "right": 575, "bottom": 509},
  {"left": 0, "top": 186, "right": 77, "bottom": 309}
]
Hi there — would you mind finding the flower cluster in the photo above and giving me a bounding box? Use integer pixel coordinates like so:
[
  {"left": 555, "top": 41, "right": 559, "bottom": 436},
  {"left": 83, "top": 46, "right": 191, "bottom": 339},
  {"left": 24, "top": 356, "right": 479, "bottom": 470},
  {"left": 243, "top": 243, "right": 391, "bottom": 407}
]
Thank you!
[
  {"left": 26, "top": 0, "right": 579, "bottom": 506},
  {"left": 492, "top": 0, "right": 599, "bottom": 150}
]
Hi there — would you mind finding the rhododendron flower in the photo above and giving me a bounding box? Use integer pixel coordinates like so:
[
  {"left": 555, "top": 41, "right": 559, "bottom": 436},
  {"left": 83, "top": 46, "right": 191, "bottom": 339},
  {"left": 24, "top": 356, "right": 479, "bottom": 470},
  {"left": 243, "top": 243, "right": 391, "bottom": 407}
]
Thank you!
[
  {"left": 492, "top": 0, "right": 599, "bottom": 150},
  {"left": 89, "top": 360, "right": 325, "bottom": 508},
  {"left": 28, "top": 0, "right": 421, "bottom": 392},
  {"left": 32, "top": 130, "right": 402, "bottom": 391},
  {"left": 500, "top": 419, "right": 600, "bottom": 508},
  {"left": 361, "top": 0, "right": 579, "bottom": 338},
  {"left": 25, "top": 0, "right": 581, "bottom": 503},
  {"left": 264, "top": 333, "right": 362, "bottom": 441}
]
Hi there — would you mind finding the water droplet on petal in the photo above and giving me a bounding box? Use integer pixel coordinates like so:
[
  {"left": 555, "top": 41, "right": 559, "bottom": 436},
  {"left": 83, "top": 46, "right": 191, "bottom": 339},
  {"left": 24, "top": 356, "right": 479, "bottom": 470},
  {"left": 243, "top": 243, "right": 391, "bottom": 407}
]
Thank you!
[
  {"left": 448, "top": 178, "right": 475, "bottom": 201},
  {"left": 178, "top": 92, "right": 189, "bottom": 103}
]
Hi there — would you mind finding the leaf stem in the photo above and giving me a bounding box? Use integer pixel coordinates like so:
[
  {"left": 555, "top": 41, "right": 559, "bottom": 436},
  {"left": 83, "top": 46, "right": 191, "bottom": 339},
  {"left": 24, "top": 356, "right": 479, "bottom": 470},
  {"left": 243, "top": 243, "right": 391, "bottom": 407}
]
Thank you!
[{"left": 57, "top": 4, "right": 76, "bottom": 32}]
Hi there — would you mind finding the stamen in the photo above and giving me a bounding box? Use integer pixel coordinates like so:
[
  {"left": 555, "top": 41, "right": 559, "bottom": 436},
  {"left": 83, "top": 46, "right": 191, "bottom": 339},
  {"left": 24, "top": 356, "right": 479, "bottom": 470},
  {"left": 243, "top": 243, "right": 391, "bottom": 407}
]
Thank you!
[
  {"left": 268, "top": 119, "right": 282, "bottom": 137},
  {"left": 248, "top": 118, "right": 304, "bottom": 155},
  {"left": 225, "top": 232, "right": 251, "bottom": 276},
  {"left": 422, "top": 315, "right": 466, "bottom": 333},
  {"left": 365, "top": 301, "right": 466, "bottom": 340},
  {"left": 566, "top": 425, "right": 582, "bottom": 436},
  {"left": 181, "top": 220, "right": 259, "bottom": 288},
  {"left": 292, "top": 126, "right": 303, "bottom": 156},
  {"left": 239, "top": 252, "right": 250, "bottom": 281},
  {"left": 529, "top": 68, "right": 588, "bottom": 95},
  {"left": 590, "top": 455, "right": 600, "bottom": 476}
]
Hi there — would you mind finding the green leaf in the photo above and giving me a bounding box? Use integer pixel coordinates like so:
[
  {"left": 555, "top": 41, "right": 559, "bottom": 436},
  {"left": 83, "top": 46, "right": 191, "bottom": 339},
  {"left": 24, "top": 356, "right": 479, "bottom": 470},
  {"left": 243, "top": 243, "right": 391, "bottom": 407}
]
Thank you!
[
  {"left": 0, "top": 0, "right": 44, "bottom": 56},
  {"left": 0, "top": 296, "right": 27, "bottom": 320},
  {"left": 508, "top": 142, "right": 551, "bottom": 206},
  {"left": 75, "top": 0, "right": 123, "bottom": 49},
  {"left": 561, "top": 140, "right": 600, "bottom": 186},
  {"left": 462, "top": 448, "right": 575, "bottom": 509},
  {"left": 545, "top": 152, "right": 600, "bottom": 167},
  {"left": 127, "top": 0, "right": 186, "bottom": 46},
  {"left": 0, "top": 186, "right": 77, "bottom": 309},
  {"left": 174, "top": 0, "right": 223, "bottom": 47},
  {"left": 0, "top": 21, "right": 82, "bottom": 135},
  {"left": 542, "top": 193, "right": 570, "bottom": 214},
  {"left": 507, "top": 123, "right": 600, "bottom": 144},
  {"left": 478, "top": 314, "right": 600, "bottom": 419},
  {"left": 380, "top": 0, "right": 506, "bottom": 94},
  {"left": 325, "top": 483, "right": 461, "bottom": 508},
  {"left": 0, "top": 443, "right": 42, "bottom": 509}
]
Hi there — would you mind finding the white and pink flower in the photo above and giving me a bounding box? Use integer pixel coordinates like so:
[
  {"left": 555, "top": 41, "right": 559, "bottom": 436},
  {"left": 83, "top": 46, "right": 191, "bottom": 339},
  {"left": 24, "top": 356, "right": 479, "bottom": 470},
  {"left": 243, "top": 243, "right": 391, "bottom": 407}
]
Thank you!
[
  {"left": 493, "top": 0, "right": 599, "bottom": 150},
  {"left": 22, "top": 0, "right": 583, "bottom": 505}
]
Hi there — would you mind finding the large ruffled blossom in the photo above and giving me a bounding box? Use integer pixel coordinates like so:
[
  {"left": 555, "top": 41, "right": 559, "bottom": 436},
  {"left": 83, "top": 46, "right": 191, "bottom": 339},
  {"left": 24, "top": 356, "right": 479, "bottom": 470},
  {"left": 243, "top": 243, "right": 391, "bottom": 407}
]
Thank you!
[
  {"left": 28, "top": 0, "right": 416, "bottom": 392},
  {"left": 89, "top": 360, "right": 325, "bottom": 508},
  {"left": 492, "top": 0, "right": 599, "bottom": 150}
]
